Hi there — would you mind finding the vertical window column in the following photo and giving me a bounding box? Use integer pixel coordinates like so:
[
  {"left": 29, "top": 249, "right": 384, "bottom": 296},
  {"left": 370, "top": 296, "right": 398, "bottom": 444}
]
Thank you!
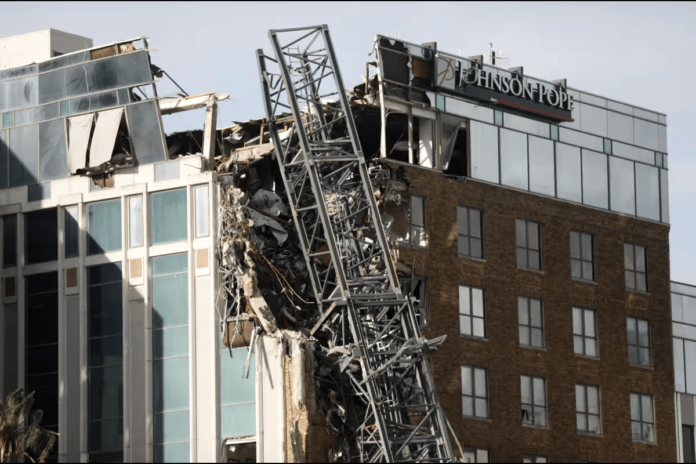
[
  {"left": 87, "top": 263, "right": 123, "bottom": 458},
  {"left": 3, "top": 214, "right": 17, "bottom": 267},
  {"left": 152, "top": 253, "right": 190, "bottom": 462},
  {"left": 25, "top": 272, "right": 59, "bottom": 459}
]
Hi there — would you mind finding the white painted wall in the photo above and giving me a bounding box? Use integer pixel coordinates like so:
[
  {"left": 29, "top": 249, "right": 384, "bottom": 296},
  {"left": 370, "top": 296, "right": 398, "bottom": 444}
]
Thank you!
[{"left": 0, "top": 29, "right": 92, "bottom": 69}]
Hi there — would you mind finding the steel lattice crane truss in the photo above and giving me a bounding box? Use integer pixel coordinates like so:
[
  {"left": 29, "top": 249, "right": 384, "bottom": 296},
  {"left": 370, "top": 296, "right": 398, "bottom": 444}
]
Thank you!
[{"left": 256, "top": 25, "right": 457, "bottom": 462}]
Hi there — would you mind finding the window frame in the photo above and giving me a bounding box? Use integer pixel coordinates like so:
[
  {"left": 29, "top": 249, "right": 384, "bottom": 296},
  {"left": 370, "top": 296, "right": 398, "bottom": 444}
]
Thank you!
[
  {"left": 570, "top": 230, "right": 594, "bottom": 281},
  {"left": 576, "top": 383, "right": 601, "bottom": 436},
  {"left": 573, "top": 307, "right": 598, "bottom": 359},
  {"left": 518, "top": 297, "right": 545, "bottom": 349},
  {"left": 521, "top": 375, "right": 548, "bottom": 427},
  {"left": 516, "top": 219, "right": 542, "bottom": 270},
  {"left": 461, "top": 365, "right": 489, "bottom": 419},
  {"left": 464, "top": 447, "right": 490, "bottom": 463},
  {"left": 624, "top": 243, "right": 648, "bottom": 292},
  {"left": 457, "top": 205, "right": 484, "bottom": 259},
  {"left": 459, "top": 285, "right": 486, "bottom": 339},
  {"left": 627, "top": 316, "right": 652, "bottom": 367},
  {"left": 631, "top": 392, "right": 656, "bottom": 443},
  {"left": 399, "top": 194, "right": 426, "bottom": 247}
]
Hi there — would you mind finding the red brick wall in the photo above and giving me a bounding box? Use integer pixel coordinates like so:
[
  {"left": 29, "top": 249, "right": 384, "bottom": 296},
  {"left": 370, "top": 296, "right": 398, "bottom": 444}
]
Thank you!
[{"left": 390, "top": 162, "right": 676, "bottom": 463}]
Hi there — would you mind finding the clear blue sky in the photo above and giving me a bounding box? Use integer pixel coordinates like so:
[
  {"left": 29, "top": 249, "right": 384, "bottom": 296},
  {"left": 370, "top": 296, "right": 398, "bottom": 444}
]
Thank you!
[{"left": 5, "top": 1, "right": 695, "bottom": 284}]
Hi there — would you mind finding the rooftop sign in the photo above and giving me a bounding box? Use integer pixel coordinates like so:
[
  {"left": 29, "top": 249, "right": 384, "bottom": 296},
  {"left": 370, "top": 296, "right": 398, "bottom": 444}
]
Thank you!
[{"left": 435, "top": 55, "right": 574, "bottom": 122}]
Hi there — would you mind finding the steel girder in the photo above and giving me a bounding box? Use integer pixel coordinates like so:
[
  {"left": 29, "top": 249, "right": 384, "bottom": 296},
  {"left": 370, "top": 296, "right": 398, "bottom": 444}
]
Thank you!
[{"left": 255, "top": 25, "right": 456, "bottom": 463}]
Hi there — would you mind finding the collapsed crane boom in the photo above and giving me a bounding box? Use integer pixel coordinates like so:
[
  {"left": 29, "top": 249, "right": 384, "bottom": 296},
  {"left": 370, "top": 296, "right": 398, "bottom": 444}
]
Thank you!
[{"left": 256, "top": 24, "right": 456, "bottom": 462}]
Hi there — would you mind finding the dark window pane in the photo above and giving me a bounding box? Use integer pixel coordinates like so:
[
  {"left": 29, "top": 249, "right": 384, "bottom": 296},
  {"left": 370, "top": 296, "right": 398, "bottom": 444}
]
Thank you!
[
  {"left": 683, "top": 425, "right": 695, "bottom": 464},
  {"left": 26, "top": 345, "right": 59, "bottom": 376},
  {"left": 25, "top": 272, "right": 59, "bottom": 430},
  {"left": 27, "top": 294, "right": 59, "bottom": 346},
  {"left": 529, "top": 251, "right": 540, "bottom": 270},
  {"left": 89, "top": 336, "right": 123, "bottom": 368},
  {"left": 9, "top": 124, "right": 39, "bottom": 187},
  {"left": 25, "top": 373, "right": 58, "bottom": 426},
  {"left": 88, "top": 284, "right": 123, "bottom": 338},
  {"left": 88, "top": 262, "right": 123, "bottom": 285},
  {"left": 39, "top": 118, "right": 69, "bottom": 181},
  {"left": 0, "top": 129, "right": 8, "bottom": 188},
  {"left": 26, "top": 209, "right": 58, "bottom": 264},
  {"left": 126, "top": 101, "right": 166, "bottom": 165},
  {"left": 88, "top": 365, "right": 123, "bottom": 421},
  {"left": 65, "top": 207, "right": 79, "bottom": 258},
  {"left": 3, "top": 214, "right": 17, "bottom": 267}
]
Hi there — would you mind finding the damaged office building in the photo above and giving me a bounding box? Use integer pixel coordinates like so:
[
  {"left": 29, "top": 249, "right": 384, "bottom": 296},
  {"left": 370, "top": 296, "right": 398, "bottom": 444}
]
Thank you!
[{"left": 0, "top": 24, "right": 685, "bottom": 464}]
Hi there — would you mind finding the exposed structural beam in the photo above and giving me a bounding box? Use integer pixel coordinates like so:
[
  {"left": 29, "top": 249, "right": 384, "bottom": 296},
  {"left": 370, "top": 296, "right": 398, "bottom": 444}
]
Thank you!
[{"left": 256, "top": 24, "right": 456, "bottom": 462}]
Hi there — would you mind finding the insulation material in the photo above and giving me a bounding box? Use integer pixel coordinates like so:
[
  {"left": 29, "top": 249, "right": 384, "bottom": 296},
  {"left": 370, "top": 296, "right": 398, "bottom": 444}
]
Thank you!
[
  {"left": 67, "top": 113, "right": 94, "bottom": 173},
  {"left": 89, "top": 107, "right": 124, "bottom": 168}
]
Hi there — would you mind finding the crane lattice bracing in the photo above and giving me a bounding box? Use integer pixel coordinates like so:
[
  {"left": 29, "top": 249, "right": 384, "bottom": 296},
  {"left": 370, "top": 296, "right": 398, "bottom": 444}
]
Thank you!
[{"left": 256, "top": 25, "right": 456, "bottom": 462}]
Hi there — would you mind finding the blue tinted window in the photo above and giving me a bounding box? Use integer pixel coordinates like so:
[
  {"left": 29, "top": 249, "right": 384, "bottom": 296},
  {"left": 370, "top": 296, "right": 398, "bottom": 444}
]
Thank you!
[
  {"left": 87, "top": 200, "right": 122, "bottom": 255},
  {"left": 151, "top": 189, "right": 187, "bottom": 245}
]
